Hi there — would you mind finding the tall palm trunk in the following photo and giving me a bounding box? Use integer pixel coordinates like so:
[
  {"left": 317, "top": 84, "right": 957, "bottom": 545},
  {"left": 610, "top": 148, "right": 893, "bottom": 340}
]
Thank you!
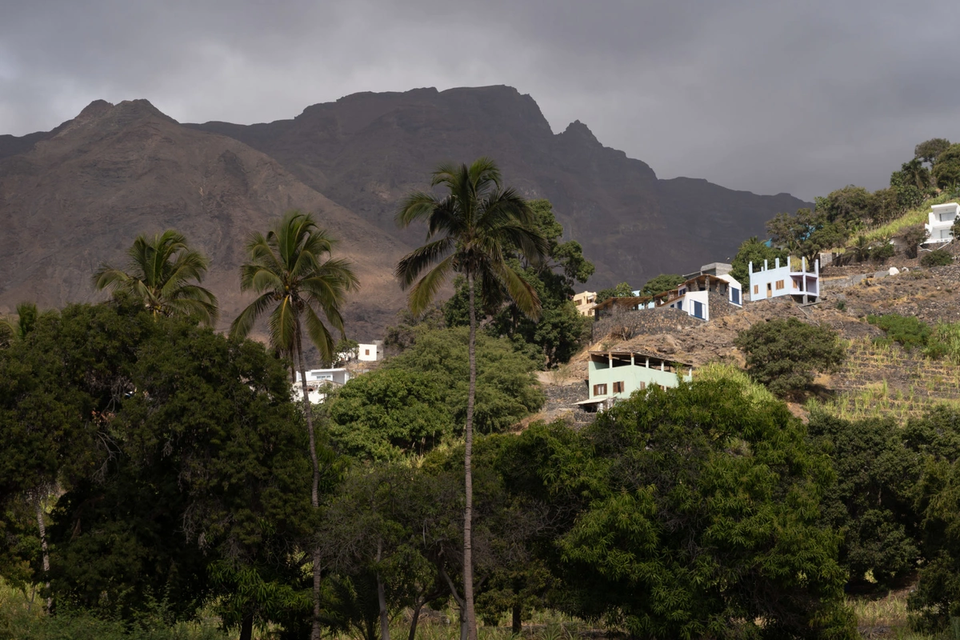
[
  {"left": 294, "top": 323, "right": 323, "bottom": 640},
  {"left": 463, "top": 273, "right": 478, "bottom": 640}
]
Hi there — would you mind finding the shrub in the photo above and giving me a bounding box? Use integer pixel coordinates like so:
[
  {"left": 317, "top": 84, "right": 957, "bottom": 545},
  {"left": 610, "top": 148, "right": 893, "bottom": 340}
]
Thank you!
[
  {"left": 867, "top": 314, "right": 932, "bottom": 351},
  {"left": 735, "top": 318, "right": 846, "bottom": 399},
  {"left": 869, "top": 242, "right": 896, "bottom": 261},
  {"left": 920, "top": 249, "right": 953, "bottom": 267}
]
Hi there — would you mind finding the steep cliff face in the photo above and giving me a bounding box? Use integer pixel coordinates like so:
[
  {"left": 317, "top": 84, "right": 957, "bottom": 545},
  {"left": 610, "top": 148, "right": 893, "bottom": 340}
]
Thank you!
[
  {"left": 193, "top": 86, "right": 808, "bottom": 288},
  {"left": 0, "top": 99, "right": 408, "bottom": 339}
]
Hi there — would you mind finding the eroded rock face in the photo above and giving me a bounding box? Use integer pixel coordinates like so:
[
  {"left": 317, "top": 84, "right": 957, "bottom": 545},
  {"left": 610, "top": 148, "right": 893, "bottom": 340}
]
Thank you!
[
  {"left": 1, "top": 87, "right": 812, "bottom": 338},
  {"left": 0, "top": 99, "right": 408, "bottom": 340},
  {"left": 190, "top": 86, "right": 811, "bottom": 289}
]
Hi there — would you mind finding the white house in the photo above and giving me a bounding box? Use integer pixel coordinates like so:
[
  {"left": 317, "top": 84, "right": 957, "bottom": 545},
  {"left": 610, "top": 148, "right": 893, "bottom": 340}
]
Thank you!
[
  {"left": 594, "top": 266, "right": 743, "bottom": 322},
  {"left": 577, "top": 350, "right": 694, "bottom": 411},
  {"left": 357, "top": 342, "right": 382, "bottom": 362},
  {"left": 659, "top": 273, "right": 743, "bottom": 321},
  {"left": 572, "top": 291, "right": 598, "bottom": 317},
  {"left": 925, "top": 202, "right": 959, "bottom": 244},
  {"left": 293, "top": 368, "right": 351, "bottom": 404},
  {"left": 748, "top": 256, "right": 819, "bottom": 303}
]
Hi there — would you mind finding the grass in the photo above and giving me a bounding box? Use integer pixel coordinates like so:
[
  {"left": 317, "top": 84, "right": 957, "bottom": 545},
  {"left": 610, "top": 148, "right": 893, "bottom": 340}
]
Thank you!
[{"left": 862, "top": 192, "right": 960, "bottom": 243}]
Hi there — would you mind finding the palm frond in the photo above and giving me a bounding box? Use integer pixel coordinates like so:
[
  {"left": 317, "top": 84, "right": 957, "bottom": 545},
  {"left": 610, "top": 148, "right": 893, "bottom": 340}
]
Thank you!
[
  {"left": 395, "top": 237, "right": 454, "bottom": 289},
  {"left": 303, "top": 305, "right": 336, "bottom": 364},
  {"left": 407, "top": 256, "right": 455, "bottom": 316},
  {"left": 230, "top": 291, "right": 278, "bottom": 340},
  {"left": 489, "top": 260, "right": 542, "bottom": 320}
]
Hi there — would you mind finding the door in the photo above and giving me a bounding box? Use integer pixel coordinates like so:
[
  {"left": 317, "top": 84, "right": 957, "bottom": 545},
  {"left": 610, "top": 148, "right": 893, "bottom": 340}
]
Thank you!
[{"left": 766, "top": 283, "right": 772, "bottom": 298}]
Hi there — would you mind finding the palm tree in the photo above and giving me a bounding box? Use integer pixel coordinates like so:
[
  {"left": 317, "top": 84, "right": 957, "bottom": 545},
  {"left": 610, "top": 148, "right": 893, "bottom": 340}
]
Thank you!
[
  {"left": 395, "top": 157, "right": 547, "bottom": 640},
  {"left": 93, "top": 230, "right": 218, "bottom": 325},
  {"left": 230, "top": 210, "right": 358, "bottom": 640}
]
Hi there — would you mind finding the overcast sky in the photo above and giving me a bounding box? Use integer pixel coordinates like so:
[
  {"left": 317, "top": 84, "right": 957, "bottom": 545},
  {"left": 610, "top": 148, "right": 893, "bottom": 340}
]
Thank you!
[{"left": 2, "top": 0, "right": 959, "bottom": 201}]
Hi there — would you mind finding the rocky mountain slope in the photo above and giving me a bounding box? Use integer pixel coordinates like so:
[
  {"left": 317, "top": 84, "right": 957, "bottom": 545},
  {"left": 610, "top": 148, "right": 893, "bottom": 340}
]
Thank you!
[
  {"left": 192, "top": 86, "right": 811, "bottom": 288},
  {"left": 0, "top": 99, "right": 408, "bottom": 338},
  {"left": 1, "top": 86, "right": 811, "bottom": 338}
]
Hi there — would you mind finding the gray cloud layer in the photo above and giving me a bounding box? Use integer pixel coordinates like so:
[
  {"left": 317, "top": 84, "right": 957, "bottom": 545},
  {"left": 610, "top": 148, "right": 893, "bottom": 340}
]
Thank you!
[{"left": 2, "top": 0, "right": 959, "bottom": 200}]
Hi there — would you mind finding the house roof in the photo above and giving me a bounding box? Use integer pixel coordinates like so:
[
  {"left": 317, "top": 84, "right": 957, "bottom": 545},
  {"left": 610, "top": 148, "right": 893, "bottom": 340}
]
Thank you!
[{"left": 588, "top": 350, "right": 695, "bottom": 367}]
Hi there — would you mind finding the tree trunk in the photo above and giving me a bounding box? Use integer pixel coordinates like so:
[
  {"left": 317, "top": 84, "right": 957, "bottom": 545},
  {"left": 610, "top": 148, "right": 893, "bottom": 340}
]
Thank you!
[
  {"left": 463, "top": 273, "right": 478, "bottom": 640},
  {"left": 33, "top": 489, "right": 51, "bottom": 612},
  {"left": 294, "top": 326, "right": 323, "bottom": 640},
  {"left": 407, "top": 603, "right": 423, "bottom": 640},
  {"left": 239, "top": 609, "right": 254, "bottom": 640},
  {"left": 377, "top": 539, "right": 391, "bottom": 640},
  {"left": 512, "top": 603, "right": 522, "bottom": 635}
]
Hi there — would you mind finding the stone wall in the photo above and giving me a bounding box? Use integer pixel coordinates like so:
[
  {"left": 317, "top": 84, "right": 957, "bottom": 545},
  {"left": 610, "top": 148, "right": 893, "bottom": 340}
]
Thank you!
[{"left": 592, "top": 306, "right": 702, "bottom": 342}]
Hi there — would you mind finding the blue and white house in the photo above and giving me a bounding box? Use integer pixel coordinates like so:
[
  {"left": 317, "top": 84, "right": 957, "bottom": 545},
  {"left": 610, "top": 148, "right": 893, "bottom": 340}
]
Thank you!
[{"left": 748, "top": 256, "right": 820, "bottom": 303}]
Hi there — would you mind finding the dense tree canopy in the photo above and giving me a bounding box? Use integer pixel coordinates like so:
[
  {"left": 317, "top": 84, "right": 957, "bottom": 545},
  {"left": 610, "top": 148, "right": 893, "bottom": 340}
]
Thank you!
[
  {"left": 735, "top": 318, "right": 845, "bottom": 399},
  {"left": 508, "top": 380, "right": 856, "bottom": 639},
  {"left": 638, "top": 273, "right": 685, "bottom": 296}
]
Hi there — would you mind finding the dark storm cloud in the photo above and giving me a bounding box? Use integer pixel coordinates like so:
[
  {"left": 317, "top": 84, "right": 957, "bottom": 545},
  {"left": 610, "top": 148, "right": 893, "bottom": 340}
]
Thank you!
[{"left": 2, "top": 0, "right": 959, "bottom": 200}]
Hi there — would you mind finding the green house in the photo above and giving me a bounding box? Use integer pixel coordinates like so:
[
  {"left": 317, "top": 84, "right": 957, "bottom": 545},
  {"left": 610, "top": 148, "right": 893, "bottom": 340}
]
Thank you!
[{"left": 578, "top": 350, "right": 694, "bottom": 411}]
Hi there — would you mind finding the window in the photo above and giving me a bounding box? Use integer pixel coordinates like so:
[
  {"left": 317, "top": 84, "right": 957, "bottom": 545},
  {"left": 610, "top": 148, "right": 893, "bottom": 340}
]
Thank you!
[
  {"left": 593, "top": 383, "right": 607, "bottom": 396},
  {"left": 754, "top": 285, "right": 759, "bottom": 295},
  {"left": 693, "top": 300, "right": 704, "bottom": 319},
  {"left": 364, "top": 349, "right": 370, "bottom": 356},
  {"left": 638, "top": 381, "right": 646, "bottom": 390},
  {"left": 613, "top": 381, "right": 624, "bottom": 393},
  {"left": 731, "top": 288, "right": 740, "bottom": 304},
  {"left": 776, "top": 280, "right": 785, "bottom": 290}
]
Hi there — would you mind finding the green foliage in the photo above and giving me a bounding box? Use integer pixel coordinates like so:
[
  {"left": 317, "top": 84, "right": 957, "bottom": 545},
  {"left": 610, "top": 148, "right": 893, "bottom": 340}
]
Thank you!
[
  {"left": 0, "top": 299, "right": 318, "bottom": 631},
  {"left": 915, "top": 138, "right": 952, "bottom": 166},
  {"left": 902, "top": 406, "right": 960, "bottom": 632},
  {"left": 867, "top": 314, "right": 932, "bottom": 351},
  {"left": 386, "top": 328, "right": 544, "bottom": 435},
  {"left": 443, "top": 200, "right": 593, "bottom": 367},
  {"left": 528, "top": 380, "right": 856, "bottom": 639},
  {"left": 231, "top": 210, "right": 359, "bottom": 364},
  {"left": 730, "top": 236, "right": 788, "bottom": 285},
  {"left": 869, "top": 241, "right": 895, "bottom": 261},
  {"left": 638, "top": 273, "right": 685, "bottom": 297},
  {"left": 921, "top": 249, "right": 954, "bottom": 267},
  {"left": 382, "top": 306, "right": 445, "bottom": 357},
  {"left": 767, "top": 208, "right": 848, "bottom": 264},
  {"left": 889, "top": 163, "right": 928, "bottom": 212},
  {"left": 926, "top": 322, "right": 960, "bottom": 365},
  {"left": 92, "top": 230, "right": 219, "bottom": 326},
  {"left": 735, "top": 318, "right": 845, "bottom": 399},
  {"left": 593, "top": 282, "right": 633, "bottom": 304},
  {"left": 900, "top": 224, "right": 928, "bottom": 258},
  {"left": 932, "top": 144, "right": 960, "bottom": 190},
  {"left": 327, "top": 368, "right": 454, "bottom": 461},
  {"left": 807, "top": 412, "right": 922, "bottom": 589},
  {"left": 816, "top": 184, "right": 877, "bottom": 227}
]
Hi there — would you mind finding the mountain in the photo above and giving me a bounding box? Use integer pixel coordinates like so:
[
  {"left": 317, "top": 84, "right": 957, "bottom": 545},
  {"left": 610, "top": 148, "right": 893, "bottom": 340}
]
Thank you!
[
  {"left": 0, "top": 86, "right": 811, "bottom": 339},
  {"left": 192, "top": 86, "right": 811, "bottom": 288},
  {"left": 0, "top": 99, "right": 408, "bottom": 339}
]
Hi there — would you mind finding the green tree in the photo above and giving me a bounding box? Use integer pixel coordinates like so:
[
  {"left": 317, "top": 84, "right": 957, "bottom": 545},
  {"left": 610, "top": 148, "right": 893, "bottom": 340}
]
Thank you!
[
  {"left": 523, "top": 381, "right": 855, "bottom": 639},
  {"left": 915, "top": 138, "right": 952, "bottom": 167},
  {"left": 735, "top": 318, "right": 845, "bottom": 399},
  {"left": 816, "top": 185, "right": 877, "bottom": 227},
  {"left": 767, "top": 208, "right": 848, "bottom": 265},
  {"left": 639, "top": 273, "right": 685, "bottom": 297},
  {"left": 327, "top": 368, "right": 454, "bottom": 461},
  {"left": 387, "top": 328, "right": 544, "bottom": 436},
  {"left": 730, "top": 236, "right": 788, "bottom": 286},
  {"left": 230, "top": 210, "right": 359, "bottom": 640},
  {"left": 92, "top": 230, "right": 218, "bottom": 325},
  {"left": 901, "top": 224, "right": 929, "bottom": 258},
  {"left": 932, "top": 144, "right": 960, "bottom": 190},
  {"left": 395, "top": 158, "right": 548, "bottom": 640},
  {"left": 807, "top": 412, "right": 922, "bottom": 590},
  {"left": 594, "top": 282, "right": 633, "bottom": 304}
]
